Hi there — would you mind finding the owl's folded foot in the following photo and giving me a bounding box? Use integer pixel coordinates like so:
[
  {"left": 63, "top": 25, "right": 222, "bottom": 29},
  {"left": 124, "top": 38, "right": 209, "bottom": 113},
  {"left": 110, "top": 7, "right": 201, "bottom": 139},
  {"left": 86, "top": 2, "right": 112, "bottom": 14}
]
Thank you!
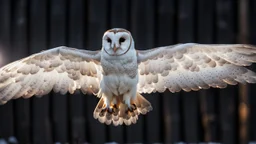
[
  {"left": 126, "top": 103, "right": 137, "bottom": 113},
  {"left": 100, "top": 104, "right": 118, "bottom": 116},
  {"left": 111, "top": 104, "right": 119, "bottom": 115}
]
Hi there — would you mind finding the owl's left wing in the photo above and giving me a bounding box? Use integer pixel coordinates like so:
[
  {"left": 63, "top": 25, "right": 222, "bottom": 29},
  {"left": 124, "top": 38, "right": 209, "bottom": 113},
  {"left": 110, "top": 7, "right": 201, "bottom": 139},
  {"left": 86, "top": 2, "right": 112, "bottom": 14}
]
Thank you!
[{"left": 137, "top": 43, "right": 256, "bottom": 93}]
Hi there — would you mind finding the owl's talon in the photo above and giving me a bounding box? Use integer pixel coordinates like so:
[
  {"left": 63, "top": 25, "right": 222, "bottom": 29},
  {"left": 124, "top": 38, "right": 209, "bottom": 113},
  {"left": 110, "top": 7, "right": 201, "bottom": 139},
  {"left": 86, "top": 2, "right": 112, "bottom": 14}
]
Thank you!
[
  {"left": 131, "top": 103, "right": 137, "bottom": 110},
  {"left": 107, "top": 108, "right": 113, "bottom": 113},
  {"left": 112, "top": 104, "right": 119, "bottom": 115},
  {"left": 126, "top": 103, "right": 137, "bottom": 113}
]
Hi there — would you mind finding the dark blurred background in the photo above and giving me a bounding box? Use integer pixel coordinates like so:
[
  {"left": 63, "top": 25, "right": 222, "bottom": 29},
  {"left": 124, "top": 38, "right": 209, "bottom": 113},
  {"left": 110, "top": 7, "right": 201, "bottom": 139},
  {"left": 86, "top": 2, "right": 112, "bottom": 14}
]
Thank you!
[{"left": 0, "top": 0, "right": 256, "bottom": 144}]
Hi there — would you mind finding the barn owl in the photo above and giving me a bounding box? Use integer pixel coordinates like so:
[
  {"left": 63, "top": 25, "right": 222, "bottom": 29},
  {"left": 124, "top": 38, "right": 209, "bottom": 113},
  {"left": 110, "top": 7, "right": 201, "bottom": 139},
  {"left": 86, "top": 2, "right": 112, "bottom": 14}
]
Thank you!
[{"left": 0, "top": 28, "right": 256, "bottom": 126}]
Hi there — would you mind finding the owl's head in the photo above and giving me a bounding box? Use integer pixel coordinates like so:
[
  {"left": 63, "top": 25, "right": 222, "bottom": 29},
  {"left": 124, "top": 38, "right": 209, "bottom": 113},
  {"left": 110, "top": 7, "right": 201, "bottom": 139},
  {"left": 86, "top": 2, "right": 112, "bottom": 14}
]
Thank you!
[{"left": 102, "top": 28, "right": 134, "bottom": 56}]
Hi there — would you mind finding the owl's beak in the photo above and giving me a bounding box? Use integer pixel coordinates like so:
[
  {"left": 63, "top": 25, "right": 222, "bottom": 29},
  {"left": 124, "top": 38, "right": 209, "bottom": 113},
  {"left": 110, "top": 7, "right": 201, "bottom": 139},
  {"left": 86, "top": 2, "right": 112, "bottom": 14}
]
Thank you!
[
  {"left": 113, "top": 46, "right": 119, "bottom": 53},
  {"left": 113, "top": 47, "right": 118, "bottom": 52}
]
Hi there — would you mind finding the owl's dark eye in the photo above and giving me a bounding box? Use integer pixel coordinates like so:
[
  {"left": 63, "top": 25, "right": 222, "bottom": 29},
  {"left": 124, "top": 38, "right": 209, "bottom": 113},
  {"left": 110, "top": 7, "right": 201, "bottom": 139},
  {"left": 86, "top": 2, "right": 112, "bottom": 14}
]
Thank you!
[
  {"left": 119, "top": 37, "right": 125, "bottom": 44},
  {"left": 107, "top": 38, "right": 112, "bottom": 43}
]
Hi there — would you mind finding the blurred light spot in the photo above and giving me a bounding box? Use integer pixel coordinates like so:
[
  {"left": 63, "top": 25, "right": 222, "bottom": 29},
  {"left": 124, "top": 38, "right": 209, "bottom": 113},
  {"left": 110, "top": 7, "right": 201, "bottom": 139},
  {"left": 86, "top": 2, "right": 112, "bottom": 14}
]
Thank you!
[{"left": 0, "top": 44, "right": 7, "bottom": 67}]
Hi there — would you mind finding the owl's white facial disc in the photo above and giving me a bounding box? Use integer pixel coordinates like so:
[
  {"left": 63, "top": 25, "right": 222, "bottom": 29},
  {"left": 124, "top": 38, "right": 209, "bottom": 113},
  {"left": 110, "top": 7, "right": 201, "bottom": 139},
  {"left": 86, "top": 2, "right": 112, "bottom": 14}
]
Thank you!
[{"left": 102, "top": 28, "right": 132, "bottom": 56}]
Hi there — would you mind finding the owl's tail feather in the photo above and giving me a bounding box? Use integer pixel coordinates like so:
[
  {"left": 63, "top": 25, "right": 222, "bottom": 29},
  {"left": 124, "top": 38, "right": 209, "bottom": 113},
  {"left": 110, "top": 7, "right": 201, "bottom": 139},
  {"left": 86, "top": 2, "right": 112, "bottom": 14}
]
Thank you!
[
  {"left": 93, "top": 93, "right": 153, "bottom": 126},
  {"left": 134, "top": 93, "right": 153, "bottom": 115}
]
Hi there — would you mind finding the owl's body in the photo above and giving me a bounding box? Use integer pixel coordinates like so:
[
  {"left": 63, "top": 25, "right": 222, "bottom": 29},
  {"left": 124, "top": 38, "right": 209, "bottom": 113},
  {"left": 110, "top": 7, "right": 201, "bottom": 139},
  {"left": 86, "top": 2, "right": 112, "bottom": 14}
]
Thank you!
[
  {"left": 1, "top": 28, "right": 256, "bottom": 126},
  {"left": 100, "top": 55, "right": 138, "bottom": 102},
  {"left": 96, "top": 30, "right": 152, "bottom": 125}
]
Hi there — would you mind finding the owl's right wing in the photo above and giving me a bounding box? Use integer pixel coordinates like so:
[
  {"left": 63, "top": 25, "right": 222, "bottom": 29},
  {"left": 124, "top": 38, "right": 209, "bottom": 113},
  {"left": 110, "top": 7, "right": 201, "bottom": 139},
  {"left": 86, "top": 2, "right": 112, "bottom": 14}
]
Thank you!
[{"left": 0, "top": 46, "right": 102, "bottom": 104}]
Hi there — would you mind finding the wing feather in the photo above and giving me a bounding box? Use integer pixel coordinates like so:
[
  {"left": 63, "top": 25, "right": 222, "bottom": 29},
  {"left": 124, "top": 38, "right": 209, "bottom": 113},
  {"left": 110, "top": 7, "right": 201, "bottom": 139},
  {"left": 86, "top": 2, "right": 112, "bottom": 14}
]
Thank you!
[
  {"left": 0, "top": 46, "right": 102, "bottom": 104},
  {"left": 137, "top": 43, "right": 256, "bottom": 93}
]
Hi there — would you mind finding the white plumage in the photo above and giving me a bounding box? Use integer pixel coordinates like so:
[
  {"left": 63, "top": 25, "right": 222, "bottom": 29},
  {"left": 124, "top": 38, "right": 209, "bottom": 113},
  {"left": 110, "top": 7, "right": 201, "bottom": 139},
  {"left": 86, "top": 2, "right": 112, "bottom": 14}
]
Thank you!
[{"left": 0, "top": 28, "right": 256, "bottom": 126}]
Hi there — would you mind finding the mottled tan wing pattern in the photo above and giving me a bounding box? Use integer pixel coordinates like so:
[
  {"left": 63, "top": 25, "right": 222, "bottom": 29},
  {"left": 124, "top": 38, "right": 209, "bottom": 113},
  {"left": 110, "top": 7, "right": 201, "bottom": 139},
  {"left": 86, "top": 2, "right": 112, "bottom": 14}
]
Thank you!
[
  {"left": 0, "top": 46, "right": 102, "bottom": 104},
  {"left": 137, "top": 43, "right": 256, "bottom": 93}
]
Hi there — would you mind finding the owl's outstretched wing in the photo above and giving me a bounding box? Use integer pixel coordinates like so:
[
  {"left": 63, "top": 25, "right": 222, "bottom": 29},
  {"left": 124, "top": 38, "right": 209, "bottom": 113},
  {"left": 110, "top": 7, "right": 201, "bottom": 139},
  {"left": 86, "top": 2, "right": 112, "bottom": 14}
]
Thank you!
[
  {"left": 0, "top": 46, "right": 102, "bottom": 104},
  {"left": 137, "top": 43, "right": 256, "bottom": 94}
]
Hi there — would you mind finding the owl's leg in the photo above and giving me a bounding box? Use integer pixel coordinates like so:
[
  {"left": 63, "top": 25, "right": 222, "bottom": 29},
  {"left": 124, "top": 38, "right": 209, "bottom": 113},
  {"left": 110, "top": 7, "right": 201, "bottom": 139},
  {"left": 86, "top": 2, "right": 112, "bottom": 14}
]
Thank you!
[
  {"left": 103, "top": 96, "right": 111, "bottom": 108},
  {"left": 101, "top": 95, "right": 119, "bottom": 115},
  {"left": 101, "top": 93, "right": 114, "bottom": 113},
  {"left": 110, "top": 97, "right": 118, "bottom": 111},
  {"left": 123, "top": 87, "right": 137, "bottom": 112},
  {"left": 112, "top": 97, "right": 117, "bottom": 105}
]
